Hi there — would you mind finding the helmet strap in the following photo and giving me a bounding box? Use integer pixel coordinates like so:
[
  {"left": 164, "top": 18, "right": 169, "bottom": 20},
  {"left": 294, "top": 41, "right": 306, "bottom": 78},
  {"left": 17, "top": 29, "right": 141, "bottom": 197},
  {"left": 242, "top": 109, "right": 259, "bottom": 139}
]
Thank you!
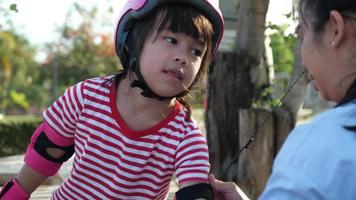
[{"left": 129, "top": 57, "right": 171, "bottom": 101}]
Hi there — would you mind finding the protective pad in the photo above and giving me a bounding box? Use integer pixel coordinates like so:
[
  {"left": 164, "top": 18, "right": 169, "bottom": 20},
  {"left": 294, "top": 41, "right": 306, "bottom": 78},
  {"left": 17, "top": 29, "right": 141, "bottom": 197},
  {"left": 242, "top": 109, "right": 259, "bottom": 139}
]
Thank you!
[
  {"left": 24, "top": 122, "right": 74, "bottom": 176},
  {"left": 34, "top": 131, "right": 74, "bottom": 163},
  {"left": 175, "top": 183, "right": 213, "bottom": 200},
  {"left": 0, "top": 179, "right": 30, "bottom": 200}
]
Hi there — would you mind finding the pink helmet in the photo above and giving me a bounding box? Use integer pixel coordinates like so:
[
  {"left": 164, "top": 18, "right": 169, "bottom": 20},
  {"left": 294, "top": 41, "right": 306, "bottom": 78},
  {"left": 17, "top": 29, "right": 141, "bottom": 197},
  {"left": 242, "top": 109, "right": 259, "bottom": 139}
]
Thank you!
[{"left": 114, "top": 0, "right": 224, "bottom": 66}]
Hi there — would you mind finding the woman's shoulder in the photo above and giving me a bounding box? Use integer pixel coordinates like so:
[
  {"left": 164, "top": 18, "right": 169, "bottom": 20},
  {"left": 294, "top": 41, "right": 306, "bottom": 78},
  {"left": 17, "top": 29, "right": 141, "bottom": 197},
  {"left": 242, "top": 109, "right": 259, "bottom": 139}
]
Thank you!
[
  {"left": 268, "top": 103, "right": 356, "bottom": 198},
  {"left": 274, "top": 102, "right": 356, "bottom": 177},
  {"left": 310, "top": 101, "right": 356, "bottom": 124},
  {"left": 292, "top": 101, "right": 356, "bottom": 138}
]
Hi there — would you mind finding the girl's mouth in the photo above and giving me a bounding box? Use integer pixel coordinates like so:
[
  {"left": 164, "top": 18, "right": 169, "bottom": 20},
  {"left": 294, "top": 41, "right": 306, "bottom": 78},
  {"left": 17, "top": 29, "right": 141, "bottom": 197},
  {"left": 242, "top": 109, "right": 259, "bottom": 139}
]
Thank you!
[{"left": 163, "top": 69, "right": 183, "bottom": 81}]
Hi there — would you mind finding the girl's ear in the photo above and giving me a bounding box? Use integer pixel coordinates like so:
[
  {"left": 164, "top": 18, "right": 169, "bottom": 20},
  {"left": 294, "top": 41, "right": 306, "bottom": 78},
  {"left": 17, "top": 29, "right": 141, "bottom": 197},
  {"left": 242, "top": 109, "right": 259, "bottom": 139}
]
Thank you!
[{"left": 328, "top": 10, "right": 345, "bottom": 48}]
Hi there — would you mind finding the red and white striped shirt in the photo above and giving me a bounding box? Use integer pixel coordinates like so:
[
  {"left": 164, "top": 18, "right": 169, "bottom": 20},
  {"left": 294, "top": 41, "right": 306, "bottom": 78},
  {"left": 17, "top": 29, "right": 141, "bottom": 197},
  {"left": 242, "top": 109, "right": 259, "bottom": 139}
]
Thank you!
[{"left": 43, "top": 77, "right": 210, "bottom": 200}]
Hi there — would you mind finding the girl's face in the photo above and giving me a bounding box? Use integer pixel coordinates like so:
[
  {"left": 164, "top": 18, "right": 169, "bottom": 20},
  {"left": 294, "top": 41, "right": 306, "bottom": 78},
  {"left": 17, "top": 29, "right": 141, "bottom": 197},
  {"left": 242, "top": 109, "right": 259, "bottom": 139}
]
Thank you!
[
  {"left": 298, "top": 16, "right": 341, "bottom": 102},
  {"left": 139, "top": 30, "right": 206, "bottom": 97}
]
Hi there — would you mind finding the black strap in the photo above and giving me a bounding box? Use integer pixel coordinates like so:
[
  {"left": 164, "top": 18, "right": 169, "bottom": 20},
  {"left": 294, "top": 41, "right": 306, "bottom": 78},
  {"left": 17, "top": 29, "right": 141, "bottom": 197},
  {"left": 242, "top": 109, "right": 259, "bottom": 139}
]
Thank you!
[
  {"left": 336, "top": 78, "right": 356, "bottom": 107},
  {"left": 175, "top": 183, "right": 214, "bottom": 200},
  {"left": 0, "top": 179, "right": 15, "bottom": 198},
  {"left": 336, "top": 78, "right": 356, "bottom": 132},
  {"left": 34, "top": 132, "right": 74, "bottom": 163},
  {"left": 129, "top": 58, "right": 170, "bottom": 101}
]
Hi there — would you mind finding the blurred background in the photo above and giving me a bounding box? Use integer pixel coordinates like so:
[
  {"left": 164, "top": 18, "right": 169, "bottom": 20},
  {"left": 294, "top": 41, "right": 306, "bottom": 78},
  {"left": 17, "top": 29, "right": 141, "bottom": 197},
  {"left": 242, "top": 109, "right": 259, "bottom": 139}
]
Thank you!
[{"left": 0, "top": 0, "right": 335, "bottom": 199}]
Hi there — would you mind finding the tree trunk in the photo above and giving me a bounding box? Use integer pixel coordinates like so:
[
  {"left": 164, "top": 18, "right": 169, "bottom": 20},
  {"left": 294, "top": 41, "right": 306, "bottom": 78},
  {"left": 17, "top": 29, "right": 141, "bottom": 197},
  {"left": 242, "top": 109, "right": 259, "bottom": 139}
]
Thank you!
[
  {"left": 207, "top": 0, "right": 269, "bottom": 181},
  {"left": 274, "top": 39, "right": 309, "bottom": 152},
  {"left": 237, "top": 108, "right": 274, "bottom": 199},
  {"left": 207, "top": 1, "right": 309, "bottom": 198}
]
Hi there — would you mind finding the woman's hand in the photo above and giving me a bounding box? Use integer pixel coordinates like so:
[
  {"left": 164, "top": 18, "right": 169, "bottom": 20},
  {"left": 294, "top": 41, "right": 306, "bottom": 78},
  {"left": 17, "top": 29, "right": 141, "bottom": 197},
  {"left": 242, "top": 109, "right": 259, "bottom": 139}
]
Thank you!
[{"left": 209, "top": 174, "right": 250, "bottom": 200}]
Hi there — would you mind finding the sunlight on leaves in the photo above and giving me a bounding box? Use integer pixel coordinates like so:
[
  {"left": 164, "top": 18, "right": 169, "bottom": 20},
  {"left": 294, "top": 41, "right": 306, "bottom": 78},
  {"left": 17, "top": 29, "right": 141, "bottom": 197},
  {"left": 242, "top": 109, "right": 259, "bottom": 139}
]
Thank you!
[{"left": 9, "top": 4, "right": 18, "bottom": 12}]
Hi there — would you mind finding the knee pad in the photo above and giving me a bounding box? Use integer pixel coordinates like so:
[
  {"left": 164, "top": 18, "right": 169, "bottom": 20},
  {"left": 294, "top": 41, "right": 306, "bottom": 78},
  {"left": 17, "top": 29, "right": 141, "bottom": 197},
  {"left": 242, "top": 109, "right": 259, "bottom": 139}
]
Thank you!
[
  {"left": 24, "top": 122, "right": 74, "bottom": 177},
  {"left": 175, "top": 183, "right": 213, "bottom": 200}
]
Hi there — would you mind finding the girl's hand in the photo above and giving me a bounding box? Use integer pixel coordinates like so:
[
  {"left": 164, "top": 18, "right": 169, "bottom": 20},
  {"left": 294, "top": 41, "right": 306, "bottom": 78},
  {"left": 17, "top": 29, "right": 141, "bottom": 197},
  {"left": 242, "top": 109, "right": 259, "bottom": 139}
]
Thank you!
[{"left": 208, "top": 174, "right": 250, "bottom": 200}]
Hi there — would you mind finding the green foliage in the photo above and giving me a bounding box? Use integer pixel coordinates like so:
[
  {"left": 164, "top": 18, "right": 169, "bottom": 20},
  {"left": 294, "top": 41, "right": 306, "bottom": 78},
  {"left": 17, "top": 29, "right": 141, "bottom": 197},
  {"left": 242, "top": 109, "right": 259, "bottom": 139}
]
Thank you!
[
  {"left": 0, "top": 116, "right": 42, "bottom": 157},
  {"left": 43, "top": 3, "right": 122, "bottom": 99},
  {"left": 254, "top": 20, "right": 297, "bottom": 109},
  {"left": 0, "top": 31, "right": 40, "bottom": 113},
  {"left": 9, "top": 90, "right": 29, "bottom": 111},
  {"left": 268, "top": 23, "right": 297, "bottom": 74},
  {"left": 253, "top": 85, "right": 274, "bottom": 108},
  {"left": 9, "top": 4, "right": 18, "bottom": 12},
  {"left": 1, "top": 2, "right": 123, "bottom": 113},
  {"left": 0, "top": 3, "right": 14, "bottom": 29},
  {"left": 253, "top": 20, "right": 297, "bottom": 109}
]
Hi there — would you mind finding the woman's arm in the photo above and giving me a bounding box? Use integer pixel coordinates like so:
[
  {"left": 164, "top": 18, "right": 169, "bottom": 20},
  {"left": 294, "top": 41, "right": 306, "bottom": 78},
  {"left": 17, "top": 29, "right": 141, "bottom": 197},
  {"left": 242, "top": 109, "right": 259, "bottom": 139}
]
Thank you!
[{"left": 209, "top": 174, "right": 249, "bottom": 200}]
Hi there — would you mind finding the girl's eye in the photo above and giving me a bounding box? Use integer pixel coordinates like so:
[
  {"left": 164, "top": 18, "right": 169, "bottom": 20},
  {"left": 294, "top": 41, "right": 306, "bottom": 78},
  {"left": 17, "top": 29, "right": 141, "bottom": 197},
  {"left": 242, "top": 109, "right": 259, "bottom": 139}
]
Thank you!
[
  {"left": 164, "top": 37, "right": 177, "bottom": 44},
  {"left": 192, "top": 49, "right": 203, "bottom": 57}
]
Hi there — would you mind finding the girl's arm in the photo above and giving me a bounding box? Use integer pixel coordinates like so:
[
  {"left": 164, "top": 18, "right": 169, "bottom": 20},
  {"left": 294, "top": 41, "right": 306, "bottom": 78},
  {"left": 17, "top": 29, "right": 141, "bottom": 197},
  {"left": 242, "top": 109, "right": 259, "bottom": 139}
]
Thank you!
[
  {"left": 0, "top": 122, "right": 73, "bottom": 200},
  {"left": 17, "top": 144, "right": 66, "bottom": 194},
  {"left": 16, "top": 164, "right": 51, "bottom": 194},
  {"left": 0, "top": 149, "right": 66, "bottom": 200},
  {"left": 174, "top": 125, "right": 212, "bottom": 200}
]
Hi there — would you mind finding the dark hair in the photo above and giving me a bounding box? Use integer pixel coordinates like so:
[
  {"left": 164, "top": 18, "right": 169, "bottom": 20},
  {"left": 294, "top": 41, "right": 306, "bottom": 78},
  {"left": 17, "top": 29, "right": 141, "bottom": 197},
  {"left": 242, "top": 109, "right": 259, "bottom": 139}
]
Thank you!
[
  {"left": 299, "top": 0, "right": 356, "bottom": 32},
  {"left": 116, "top": 3, "right": 214, "bottom": 119}
]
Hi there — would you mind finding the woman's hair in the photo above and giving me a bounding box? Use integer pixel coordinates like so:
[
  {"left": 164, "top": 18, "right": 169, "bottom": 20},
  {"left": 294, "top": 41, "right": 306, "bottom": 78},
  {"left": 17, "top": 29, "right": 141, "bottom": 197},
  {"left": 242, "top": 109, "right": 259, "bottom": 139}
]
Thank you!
[
  {"left": 115, "top": 3, "right": 214, "bottom": 119},
  {"left": 299, "top": 0, "right": 356, "bottom": 32}
]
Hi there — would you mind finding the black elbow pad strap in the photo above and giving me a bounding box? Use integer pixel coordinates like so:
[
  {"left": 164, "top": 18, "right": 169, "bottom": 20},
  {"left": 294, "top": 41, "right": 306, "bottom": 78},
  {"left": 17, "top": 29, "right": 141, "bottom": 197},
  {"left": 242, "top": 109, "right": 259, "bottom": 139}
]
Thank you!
[
  {"left": 176, "top": 183, "right": 213, "bottom": 200},
  {"left": 34, "top": 132, "right": 74, "bottom": 163}
]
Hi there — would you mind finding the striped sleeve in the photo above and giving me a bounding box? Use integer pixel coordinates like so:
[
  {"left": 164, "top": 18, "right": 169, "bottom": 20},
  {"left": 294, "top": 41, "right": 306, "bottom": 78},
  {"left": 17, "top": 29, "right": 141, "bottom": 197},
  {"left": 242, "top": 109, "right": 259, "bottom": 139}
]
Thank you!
[
  {"left": 43, "top": 81, "right": 84, "bottom": 139},
  {"left": 174, "top": 126, "right": 210, "bottom": 185}
]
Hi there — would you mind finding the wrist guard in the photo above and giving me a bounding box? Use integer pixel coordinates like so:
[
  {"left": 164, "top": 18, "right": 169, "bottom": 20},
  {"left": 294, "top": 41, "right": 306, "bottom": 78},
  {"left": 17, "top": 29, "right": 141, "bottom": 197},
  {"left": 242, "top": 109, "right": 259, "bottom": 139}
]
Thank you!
[
  {"left": 176, "top": 183, "right": 213, "bottom": 200},
  {"left": 0, "top": 178, "right": 30, "bottom": 200}
]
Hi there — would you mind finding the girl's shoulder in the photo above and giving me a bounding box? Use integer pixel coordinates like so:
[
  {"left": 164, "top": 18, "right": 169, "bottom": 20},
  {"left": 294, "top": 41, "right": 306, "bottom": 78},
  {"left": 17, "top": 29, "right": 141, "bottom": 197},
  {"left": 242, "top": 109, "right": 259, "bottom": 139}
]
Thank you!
[
  {"left": 82, "top": 76, "right": 114, "bottom": 86},
  {"left": 172, "top": 103, "right": 203, "bottom": 134},
  {"left": 79, "top": 76, "right": 114, "bottom": 93}
]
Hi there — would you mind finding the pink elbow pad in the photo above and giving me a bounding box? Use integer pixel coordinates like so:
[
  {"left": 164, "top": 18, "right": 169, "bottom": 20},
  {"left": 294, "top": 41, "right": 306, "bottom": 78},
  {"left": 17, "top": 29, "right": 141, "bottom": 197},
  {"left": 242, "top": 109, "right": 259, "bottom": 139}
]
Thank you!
[
  {"left": 24, "top": 122, "right": 74, "bottom": 177},
  {"left": 0, "top": 178, "right": 30, "bottom": 200}
]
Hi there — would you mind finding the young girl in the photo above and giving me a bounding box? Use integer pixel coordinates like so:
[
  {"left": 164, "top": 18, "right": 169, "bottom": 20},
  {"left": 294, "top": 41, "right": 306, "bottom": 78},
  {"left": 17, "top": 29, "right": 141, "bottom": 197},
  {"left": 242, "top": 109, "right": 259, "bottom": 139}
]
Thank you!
[
  {"left": 0, "top": 0, "right": 224, "bottom": 199},
  {"left": 209, "top": 0, "right": 356, "bottom": 199}
]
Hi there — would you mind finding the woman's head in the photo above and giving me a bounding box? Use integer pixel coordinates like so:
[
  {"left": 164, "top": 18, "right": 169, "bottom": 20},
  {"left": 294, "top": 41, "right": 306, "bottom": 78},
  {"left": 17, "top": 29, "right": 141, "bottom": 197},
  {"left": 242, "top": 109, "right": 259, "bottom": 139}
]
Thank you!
[
  {"left": 299, "top": 0, "right": 356, "bottom": 33},
  {"left": 298, "top": 0, "right": 356, "bottom": 102}
]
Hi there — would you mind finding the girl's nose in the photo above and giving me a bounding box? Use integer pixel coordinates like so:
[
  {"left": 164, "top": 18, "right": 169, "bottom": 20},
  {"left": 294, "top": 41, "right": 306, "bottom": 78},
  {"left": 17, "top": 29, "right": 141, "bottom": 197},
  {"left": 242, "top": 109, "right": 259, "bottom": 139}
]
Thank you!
[{"left": 174, "top": 54, "right": 188, "bottom": 65}]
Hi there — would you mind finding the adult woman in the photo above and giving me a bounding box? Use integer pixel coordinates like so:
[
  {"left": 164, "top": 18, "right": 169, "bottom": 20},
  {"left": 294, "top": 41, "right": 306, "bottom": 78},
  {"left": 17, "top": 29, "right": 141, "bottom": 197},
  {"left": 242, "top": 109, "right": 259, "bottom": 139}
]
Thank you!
[{"left": 210, "top": 0, "right": 356, "bottom": 199}]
